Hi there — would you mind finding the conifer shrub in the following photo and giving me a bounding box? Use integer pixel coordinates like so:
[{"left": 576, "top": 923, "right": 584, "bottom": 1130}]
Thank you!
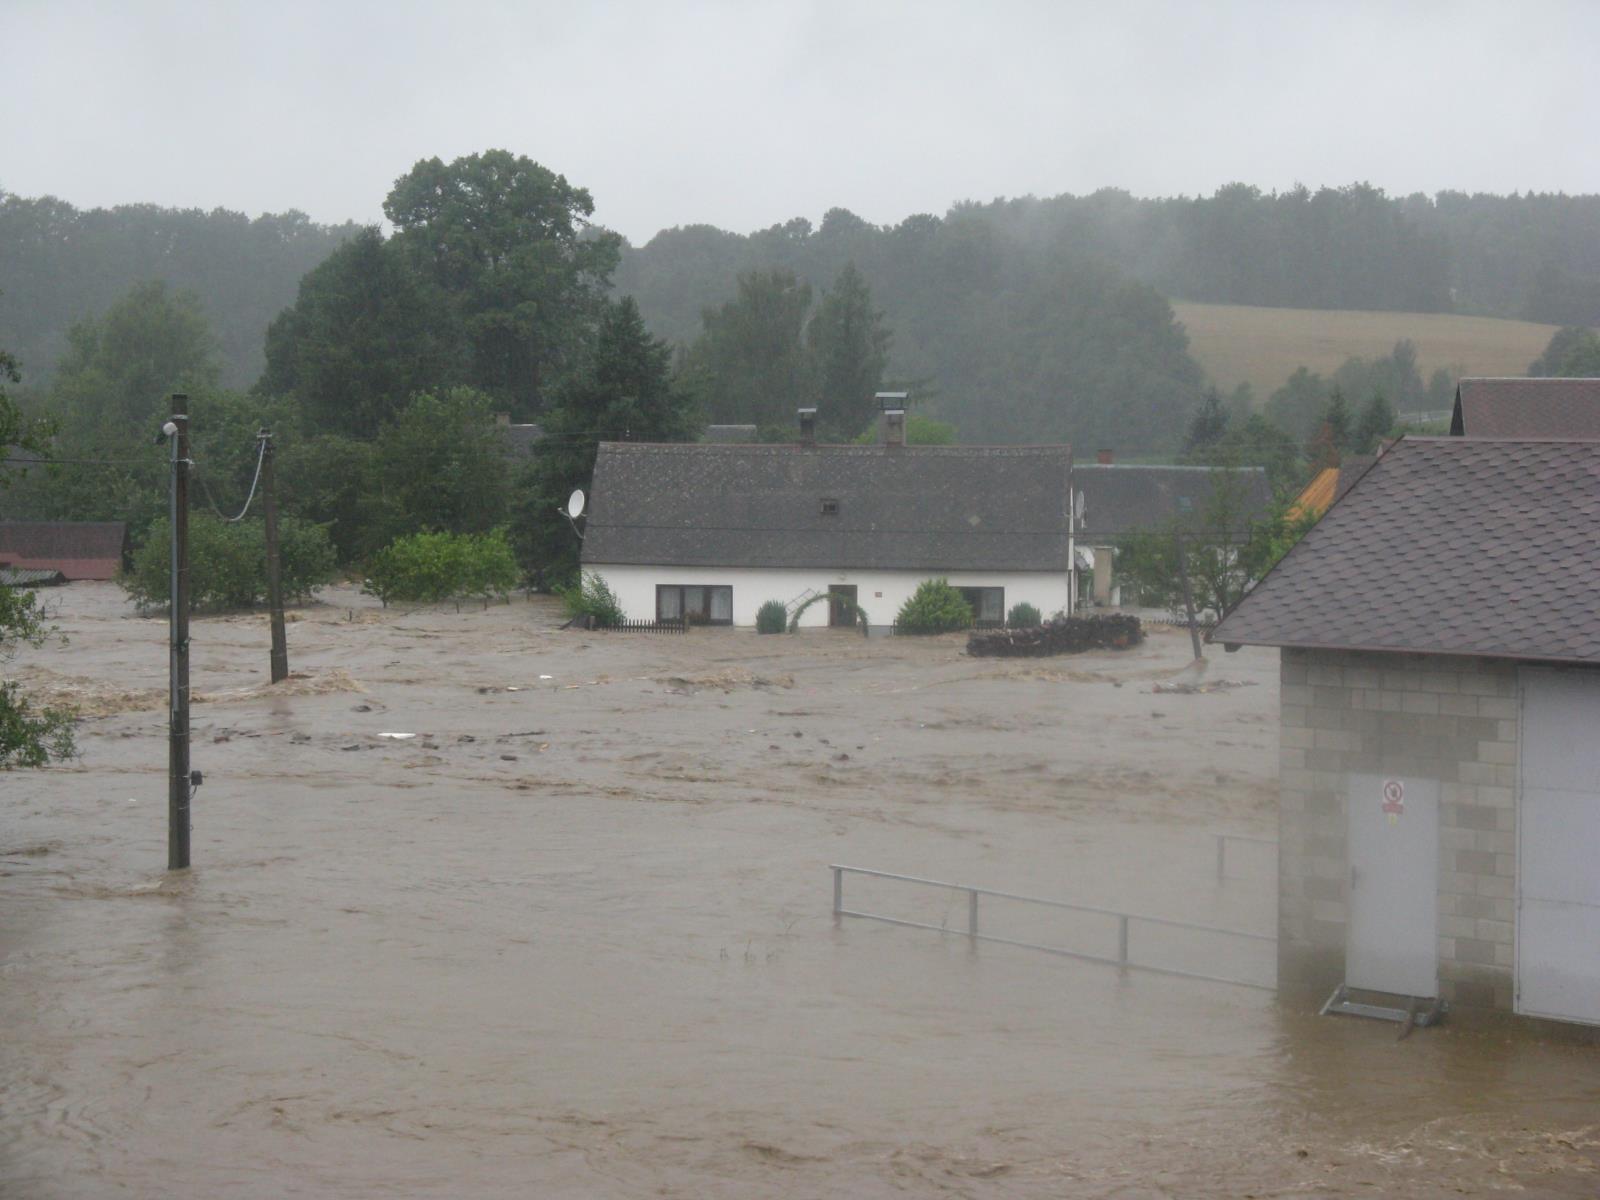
[
  {"left": 894, "top": 578, "right": 974, "bottom": 634},
  {"left": 756, "top": 599, "right": 788, "bottom": 634},
  {"left": 1007, "top": 602, "right": 1042, "bottom": 628}
]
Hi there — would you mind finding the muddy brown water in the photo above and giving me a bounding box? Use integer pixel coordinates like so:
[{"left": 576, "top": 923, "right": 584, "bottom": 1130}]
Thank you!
[{"left": 2, "top": 584, "right": 1597, "bottom": 1197}]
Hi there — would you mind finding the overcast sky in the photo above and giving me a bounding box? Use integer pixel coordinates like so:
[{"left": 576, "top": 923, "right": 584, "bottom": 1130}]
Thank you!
[{"left": 3, "top": 1, "right": 1596, "bottom": 243}]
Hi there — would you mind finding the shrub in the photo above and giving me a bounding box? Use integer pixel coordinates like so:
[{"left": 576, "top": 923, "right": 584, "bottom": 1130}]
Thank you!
[
  {"left": 756, "top": 599, "right": 788, "bottom": 634},
  {"left": 895, "top": 578, "right": 974, "bottom": 634},
  {"left": 124, "top": 513, "right": 336, "bottom": 612},
  {"left": 362, "top": 528, "right": 521, "bottom": 607},
  {"left": 559, "top": 571, "right": 626, "bottom": 626},
  {"left": 1007, "top": 602, "right": 1042, "bottom": 628}
]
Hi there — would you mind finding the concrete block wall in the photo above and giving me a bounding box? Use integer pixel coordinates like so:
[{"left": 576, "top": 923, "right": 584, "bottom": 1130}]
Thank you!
[{"left": 1278, "top": 647, "right": 1519, "bottom": 1010}]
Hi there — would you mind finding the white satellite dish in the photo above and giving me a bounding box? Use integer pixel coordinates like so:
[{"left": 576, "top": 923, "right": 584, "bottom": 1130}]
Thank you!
[{"left": 566, "top": 489, "right": 586, "bottom": 519}]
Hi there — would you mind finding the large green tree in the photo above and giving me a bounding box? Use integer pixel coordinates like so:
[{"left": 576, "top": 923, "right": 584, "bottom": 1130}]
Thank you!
[
  {"left": 683, "top": 268, "right": 814, "bottom": 430},
  {"left": 0, "top": 340, "right": 75, "bottom": 768},
  {"left": 517, "top": 296, "right": 700, "bottom": 582},
  {"left": 260, "top": 227, "right": 458, "bottom": 437},
  {"left": 384, "top": 150, "right": 622, "bottom": 416},
  {"left": 805, "top": 262, "right": 891, "bottom": 437}
]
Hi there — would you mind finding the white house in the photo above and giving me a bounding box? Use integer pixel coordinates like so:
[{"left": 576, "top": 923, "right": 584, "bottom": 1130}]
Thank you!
[{"left": 580, "top": 411, "right": 1077, "bottom": 630}]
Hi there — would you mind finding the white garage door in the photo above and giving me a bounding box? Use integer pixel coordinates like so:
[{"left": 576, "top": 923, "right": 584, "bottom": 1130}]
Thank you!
[{"left": 1517, "top": 669, "right": 1600, "bottom": 1025}]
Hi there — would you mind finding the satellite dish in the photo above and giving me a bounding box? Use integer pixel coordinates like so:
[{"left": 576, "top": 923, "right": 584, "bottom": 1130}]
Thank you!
[{"left": 566, "top": 489, "right": 586, "bottom": 519}]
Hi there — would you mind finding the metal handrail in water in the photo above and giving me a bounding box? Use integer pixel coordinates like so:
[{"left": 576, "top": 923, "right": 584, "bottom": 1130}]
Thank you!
[{"left": 830, "top": 863, "right": 1276, "bottom": 991}]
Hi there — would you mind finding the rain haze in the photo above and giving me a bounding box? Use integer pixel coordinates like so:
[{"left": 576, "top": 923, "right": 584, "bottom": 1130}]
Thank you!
[
  {"left": 6, "top": 4, "right": 1600, "bottom": 1199},
  {"left": 3, "top": 0, "right": 1599, "bottom": 237}
]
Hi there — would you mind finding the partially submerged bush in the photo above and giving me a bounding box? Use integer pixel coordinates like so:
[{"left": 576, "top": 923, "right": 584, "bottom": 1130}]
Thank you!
[
  {"left": 756, "top": 599, "right": 788, "bottom": 634},
  {"left": 362, "top": 528, "right": 520, "bottom": 607},
  {"left": 125, "top": 513, "right": 336, "bottom": 612},
  {"left": 560, "top": 571, "right": 626, "bottom": 626},
  {"left": 895, "top": 578, "right": 973, "bottom": 634},
  {"left": 1007, "top": 602, "right": 1042, "bottom": 628}
]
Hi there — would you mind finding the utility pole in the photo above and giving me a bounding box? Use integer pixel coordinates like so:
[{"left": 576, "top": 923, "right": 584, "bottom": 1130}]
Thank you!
[
  {"left": 168, "top": 394, "right": 192, "bottom": 870},
  {"left": 1174, "top": 531, "right": 1204, "bottom": 662},
  {"left": 260, "top": 429, "right": 288, "bottom": 683}
]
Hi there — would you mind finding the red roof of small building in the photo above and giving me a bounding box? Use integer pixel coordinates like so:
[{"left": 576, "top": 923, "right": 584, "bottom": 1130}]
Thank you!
[{"left": 0, "top": 521, "right": 128, "bottom": 580}]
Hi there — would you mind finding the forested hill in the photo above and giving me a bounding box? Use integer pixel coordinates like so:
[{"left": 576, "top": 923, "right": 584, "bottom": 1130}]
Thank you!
[
  {"left": 0, "top": 191, "right": 358, "bottom": 388},
  {"left": 617, "top": 186, "right": 1600, "bottom": 347}
]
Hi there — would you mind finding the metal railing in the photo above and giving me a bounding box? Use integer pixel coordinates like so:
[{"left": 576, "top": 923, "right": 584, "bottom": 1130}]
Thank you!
[
  {"left": 830, "top": 864, "right": 1275, "bottom": 991},
  {"left": 1214, "top": 833, "right": 1276, "bottom": 880}
]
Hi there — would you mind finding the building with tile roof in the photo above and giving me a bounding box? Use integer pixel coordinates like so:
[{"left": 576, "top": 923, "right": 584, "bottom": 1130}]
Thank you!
[
  {"left": 1211, "top": 438, "right": 1600, "bottom": 1026},
  {"left": 1450, "top": 377, "right": 1600, "bottom": 439},
  {"left": 0, "top": 521, "right": 128, "bottom": 581},
  {"left": 581, "top": 430, "right": 1076, "bottom": 628},
  {"left": 1074, "top": 462, "right": 1273, "bottom": 605}
]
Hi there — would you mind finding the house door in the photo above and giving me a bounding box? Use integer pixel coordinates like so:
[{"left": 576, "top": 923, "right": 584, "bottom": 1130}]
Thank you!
[
  {"left": 827, "top": 585, "right": 858, "bottom": 628},
  {"left": 1346, "top": 772, "right": 1439, "bottom": 997},
  {"left": 1517, "top": 669, "right": 1600, "bottom": 1024}
]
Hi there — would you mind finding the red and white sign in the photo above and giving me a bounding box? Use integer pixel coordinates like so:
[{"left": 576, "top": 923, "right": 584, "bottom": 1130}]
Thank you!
[{"left": 1381, "top": 778, "right": 1405, "bottom": 817}]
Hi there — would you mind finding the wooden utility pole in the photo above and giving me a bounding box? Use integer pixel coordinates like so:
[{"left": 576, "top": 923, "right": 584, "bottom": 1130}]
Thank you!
[
  {"left": 260, "top": 429, "right": 288, "bottom": 683},
  {"left": 168, "top": 394, "right": 192, "bottom": 870}
]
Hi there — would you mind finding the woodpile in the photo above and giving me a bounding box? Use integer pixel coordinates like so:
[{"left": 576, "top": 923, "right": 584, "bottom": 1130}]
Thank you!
[{"left": 966, "top": 614, "right": 1144, "bottom": 658}]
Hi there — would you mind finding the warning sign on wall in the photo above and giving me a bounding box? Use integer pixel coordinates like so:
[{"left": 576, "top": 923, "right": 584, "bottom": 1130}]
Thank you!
[{"left": 1382, "top": 778, "right": 1405, "bottom": 822}]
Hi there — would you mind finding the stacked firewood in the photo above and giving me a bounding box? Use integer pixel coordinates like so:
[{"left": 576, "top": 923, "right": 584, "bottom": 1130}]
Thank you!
[{"left": 965, "top": 614, "right": 1144, "bottom": 658}]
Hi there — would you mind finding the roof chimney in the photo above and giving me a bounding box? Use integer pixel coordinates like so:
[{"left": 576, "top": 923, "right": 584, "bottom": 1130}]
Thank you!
[
  {"left": 797, "top": 407, "right": 817, "bottom": 446},
  {"left": 1096, "top": 448, "right": 1113, "bottom": 465},
  {"left": 876, "top": 391, "right": 908, "bottom": 448}
]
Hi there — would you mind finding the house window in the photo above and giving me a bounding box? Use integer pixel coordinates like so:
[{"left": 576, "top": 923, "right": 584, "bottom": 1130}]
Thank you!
[
  {"left": 656, "top": 584, "right": 733, "bottom": 625},
  {"left": 957, "top": 586, "right": 1005, "bottom": 624},
  {"left": 820, "top": 498, "right": 840, "bottom": 516}
]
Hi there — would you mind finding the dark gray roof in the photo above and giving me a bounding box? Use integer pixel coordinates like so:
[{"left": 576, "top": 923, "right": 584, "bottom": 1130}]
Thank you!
[
  {"left": 1451, "top": 377, "right": 1600, "bottom": 438},
  {"left": 497, "top": 422, "right": 545, "bottom": 460},
  {"left": 1211, "top": 438, "right": 1600, "bottom": 665},
  {"left": 582, "top": 443, "right": 1073, "bottom": 571},
  {"left": 1075, "top": 464, "right": 1273, "bottom": 541}
]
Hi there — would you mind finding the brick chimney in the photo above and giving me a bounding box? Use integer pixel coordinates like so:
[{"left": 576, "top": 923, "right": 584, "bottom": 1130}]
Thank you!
[
  {"left": 876, "top": 391, "right": 908, "bottom": 448},
  {"left": 1096, "top": 448, "right": 1114, "bottom": 465},
  {"left": 797, "top": 407, "right": 817, "bottom": 446}
]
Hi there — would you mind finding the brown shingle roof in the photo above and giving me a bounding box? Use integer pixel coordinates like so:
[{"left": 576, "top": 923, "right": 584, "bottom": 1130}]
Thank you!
[
  {"left": 0, "top": 521, "right": 128, "bottom": 580},
  {"left": 1451, "top": 377, "right": 1600, "bottom": 438},
  {"left": 1210, "top": 438, "right": 1600, "bottom": 665}
]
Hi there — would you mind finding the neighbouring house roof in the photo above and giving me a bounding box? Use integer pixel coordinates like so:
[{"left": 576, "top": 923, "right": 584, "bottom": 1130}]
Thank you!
[
  {"left": 582, "top": 442, "right": 1073, "bottom": 572},
  {"left": 702, "top": 424, "right": 759, "bottom": 444},
  {"left": 1074, "top": 464, "right": 1273, "bottom": 542},
  {"left": 1211, "top": 438, "right": 1600, "bottom": 665},
  {"left": 1451, "top": 377, "right": 1600, "bottom": 438},
  {"left": 1286, "top": 455, "right": 1377, "bottom": 522},
  {"left": 0, "top": 521, "right": 128, "bottom": 581},
  {"left": 498, "top": 422, "right": 545, "bottom": 461},
  {"left": 0, "top": 566, "right": 67, "bottom": 588}
]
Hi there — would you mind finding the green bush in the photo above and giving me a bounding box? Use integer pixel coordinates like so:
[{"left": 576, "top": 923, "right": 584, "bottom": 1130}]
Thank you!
[
  {"left": 1007, "top": 602, "right": 1042, "bottom": 627},
  {"left": 124, "top": 513, "right": 336, "bottom": 612},
  {"left": 362, "top": 528, "right": 521, "bottom": 607},
  {"left": 559, "top": 571, "right": 626, "bottom": 626},
  {"left": 895, "top": 578, "right": 974, "bottom": 634},
  {"left": 756, "top": 599, "right": 788, "bottom": 634}
]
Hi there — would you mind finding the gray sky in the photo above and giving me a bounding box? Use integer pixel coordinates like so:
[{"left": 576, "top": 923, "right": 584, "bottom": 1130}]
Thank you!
[{"left": 3, "top": 0, "right": 1596, "bottom": 243}]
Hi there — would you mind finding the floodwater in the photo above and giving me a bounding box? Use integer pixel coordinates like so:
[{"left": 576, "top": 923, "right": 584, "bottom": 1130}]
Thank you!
[{"left": 2, "top": 583, "right": 1597, "bottom": 1198}]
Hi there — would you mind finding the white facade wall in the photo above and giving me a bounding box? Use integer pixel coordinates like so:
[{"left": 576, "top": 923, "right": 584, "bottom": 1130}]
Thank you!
[{"left": 589, "top": 563, "right": 1073, "bottom": 628}]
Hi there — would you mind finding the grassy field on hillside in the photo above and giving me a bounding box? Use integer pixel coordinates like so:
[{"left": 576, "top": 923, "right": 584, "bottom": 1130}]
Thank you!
[{"left": 1172, "top": 302, "right": 1560, "bottom": 400}]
